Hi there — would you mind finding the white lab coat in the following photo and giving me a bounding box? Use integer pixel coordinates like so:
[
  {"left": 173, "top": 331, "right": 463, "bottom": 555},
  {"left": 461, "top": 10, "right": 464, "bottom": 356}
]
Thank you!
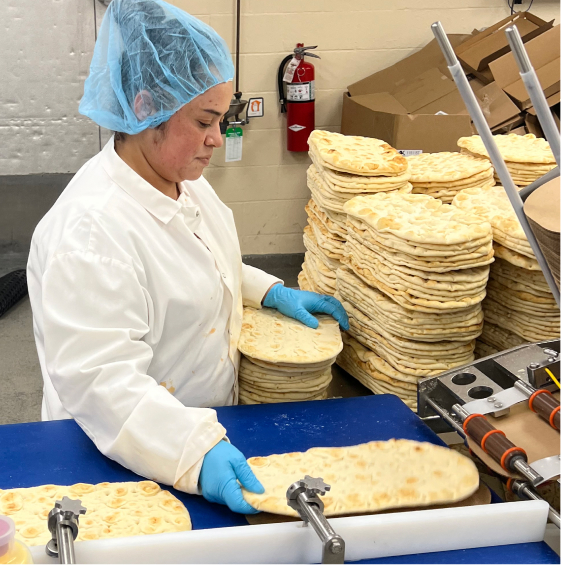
[{"left": 27, "top": 137, "right": 281, "bottom": 494}]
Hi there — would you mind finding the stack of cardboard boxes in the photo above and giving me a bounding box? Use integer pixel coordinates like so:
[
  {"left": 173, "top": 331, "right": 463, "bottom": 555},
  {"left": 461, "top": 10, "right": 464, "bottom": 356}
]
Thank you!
[{"left": 342, "top": 12, "right": 559, "bottom": 152}]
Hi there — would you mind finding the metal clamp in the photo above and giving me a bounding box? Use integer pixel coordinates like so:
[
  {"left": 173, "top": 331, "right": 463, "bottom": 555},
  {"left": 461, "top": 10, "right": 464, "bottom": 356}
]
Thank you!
[
  {"left": 287, "top": 476, "right": 345, "bottom": 564},
  {"left": 46, "top": 497, "right": 87, "bottom": 564}
]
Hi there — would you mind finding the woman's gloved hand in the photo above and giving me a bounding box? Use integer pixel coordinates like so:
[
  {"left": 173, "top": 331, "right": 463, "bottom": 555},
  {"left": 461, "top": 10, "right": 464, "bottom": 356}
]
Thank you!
[
  {"left": 199, "top": 440, "right": 264, "bottom": 514},
  {"left": 263, "top": 284, "right": 349, "bottom": 331}
]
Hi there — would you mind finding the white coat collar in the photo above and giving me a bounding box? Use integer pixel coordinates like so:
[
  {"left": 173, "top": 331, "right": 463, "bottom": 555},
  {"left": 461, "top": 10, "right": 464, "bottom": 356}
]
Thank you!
[{"left": 101, "top": 136, "right": 184, "bottom": 225}]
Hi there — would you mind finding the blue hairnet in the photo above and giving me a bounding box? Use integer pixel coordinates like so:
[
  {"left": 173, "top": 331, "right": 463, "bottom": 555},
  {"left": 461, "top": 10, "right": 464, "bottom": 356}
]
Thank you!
[{"left": 79, "top": 0, "right": 234, "bottom": 134}]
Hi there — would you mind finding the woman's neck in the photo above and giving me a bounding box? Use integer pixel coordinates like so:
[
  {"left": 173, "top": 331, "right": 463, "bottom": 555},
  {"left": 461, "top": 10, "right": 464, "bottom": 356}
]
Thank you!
[{"left": 114, "top": 138, "right": 179, "bottom": 200}]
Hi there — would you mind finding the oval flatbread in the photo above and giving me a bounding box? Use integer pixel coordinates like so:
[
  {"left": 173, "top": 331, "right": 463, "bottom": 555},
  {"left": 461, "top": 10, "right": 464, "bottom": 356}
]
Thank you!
[{"left": 242, "top": 439, "right": 479, "bottom": 517}]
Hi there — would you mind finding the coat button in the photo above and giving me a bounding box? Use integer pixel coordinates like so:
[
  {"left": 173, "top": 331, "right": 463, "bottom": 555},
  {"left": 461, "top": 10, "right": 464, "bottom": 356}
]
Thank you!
[{"left": 196, "top": 210, "right": 200, "bottom": 217}]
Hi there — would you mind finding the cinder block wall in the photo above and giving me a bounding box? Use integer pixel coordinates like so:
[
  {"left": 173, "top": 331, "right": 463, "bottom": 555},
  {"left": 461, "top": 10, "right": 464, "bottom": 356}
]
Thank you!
[{"left": 1, "top": 0, "right": 558, "bottom": 254}]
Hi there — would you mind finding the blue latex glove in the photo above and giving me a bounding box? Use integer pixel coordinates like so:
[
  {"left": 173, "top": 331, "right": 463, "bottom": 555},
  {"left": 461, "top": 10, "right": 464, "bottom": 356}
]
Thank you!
[
  {"left": 263, "top": 284, "right": 349, "bottom": 331},
  {"left": 199, "top": 440, "right": 264, "bottom": 514}
]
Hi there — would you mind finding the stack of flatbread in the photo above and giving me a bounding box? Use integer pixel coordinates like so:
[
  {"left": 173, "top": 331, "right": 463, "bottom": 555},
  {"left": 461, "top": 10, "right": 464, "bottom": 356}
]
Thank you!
[
  {"left": 298, "top": 130, "right": 412, "bottom": 295},
  {"left": 453, "top": 185, "right": 560, "bottom": 348},
  {"left": 407, "top": 152, "right": 494, "bottom": 204},
  {"left": 1, "top": 481, "right": 191, "bottom": 546},
  {"left": 237, "top": 307, "right": 343, "bottom": 405},
  {"left": 458, "top": 134, "right": 556, "bottom": 187},
  {"left": 336, "top": 192, "right": 493, "bottom": 409}
]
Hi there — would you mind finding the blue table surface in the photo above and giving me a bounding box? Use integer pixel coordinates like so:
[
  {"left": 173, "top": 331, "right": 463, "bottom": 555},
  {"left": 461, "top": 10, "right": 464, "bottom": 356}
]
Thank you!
[{"left": 0, "top": 395, "right": 556, "bottom": 563}]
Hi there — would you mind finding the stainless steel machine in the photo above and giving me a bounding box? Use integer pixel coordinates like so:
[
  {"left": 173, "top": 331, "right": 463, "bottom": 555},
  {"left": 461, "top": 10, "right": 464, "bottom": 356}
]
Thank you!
[{"left": 418, "top": 339, "right": 560, "bottom": 528}]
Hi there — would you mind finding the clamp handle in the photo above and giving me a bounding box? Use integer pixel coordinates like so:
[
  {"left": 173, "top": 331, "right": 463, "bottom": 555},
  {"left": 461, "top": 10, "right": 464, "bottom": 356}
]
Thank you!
[
  {"left": 298, "top": 476, "right": 331, "bottom": 496},
  {"left": 46, "top": 497, "right": 87, "bottom": 564}
]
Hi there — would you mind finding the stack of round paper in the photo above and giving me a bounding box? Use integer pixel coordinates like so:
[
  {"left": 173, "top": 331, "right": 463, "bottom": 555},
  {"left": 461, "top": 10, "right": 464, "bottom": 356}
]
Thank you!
[
  {"left": 299, "top": 131, "right": 412, "bottom": 296},
  {"left": 458, "top": 134, "right": 556, "bottom": 187},
  {"left": 453, "top": 186, "right": 560, "bottom": 344},
  {"left": 336, "top": 192, "right": 492, "bottom": 409},
  {"left": 237, "top": 307, "right": 342, "bottom": 405},
  {"left": 407, "top": 152, "right": 494, "bottom": 203}
]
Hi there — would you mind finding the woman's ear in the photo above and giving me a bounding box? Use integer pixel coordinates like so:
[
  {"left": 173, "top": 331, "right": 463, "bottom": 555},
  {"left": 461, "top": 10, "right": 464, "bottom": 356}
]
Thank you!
[{"left": 134, "top": 90, "right": 155, "bottom": 121}]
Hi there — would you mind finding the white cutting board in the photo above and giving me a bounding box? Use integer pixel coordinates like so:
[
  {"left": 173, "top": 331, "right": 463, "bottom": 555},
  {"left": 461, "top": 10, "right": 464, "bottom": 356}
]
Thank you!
[{"left": 30, "top": 500, "right": 548, "bottom": 564}]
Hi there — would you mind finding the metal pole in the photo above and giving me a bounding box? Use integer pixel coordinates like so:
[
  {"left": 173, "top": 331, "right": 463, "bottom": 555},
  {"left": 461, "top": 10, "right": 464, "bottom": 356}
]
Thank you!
[
  {"left": 56, "top": 520, "right": 76, "bottom": 564},
  {"left": 424, "top": 397, "right": 465, "bottom": 436},
  {"left": 515, "top": 482, "right": 561, "bottom": 529},
  {"left": 431, "top": 22, "right": 560, "bottom": 307},
  {"left": 505, "top": 26, "right": 560, "bottom": 167}
]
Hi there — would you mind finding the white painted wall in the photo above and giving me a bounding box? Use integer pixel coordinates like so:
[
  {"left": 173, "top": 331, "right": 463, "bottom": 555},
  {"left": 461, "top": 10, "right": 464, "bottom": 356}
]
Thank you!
[
  {"left": 0, "top": 0, "right": 100, "bottom": 174},
  {"left": 1, "top": 0, "right": 559, "bottom": 253}
]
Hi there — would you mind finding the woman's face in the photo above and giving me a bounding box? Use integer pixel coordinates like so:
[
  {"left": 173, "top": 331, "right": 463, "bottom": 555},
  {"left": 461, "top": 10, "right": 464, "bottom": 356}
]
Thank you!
[{"left": 141, "top": 81, "right": 233, "bottom": 182}]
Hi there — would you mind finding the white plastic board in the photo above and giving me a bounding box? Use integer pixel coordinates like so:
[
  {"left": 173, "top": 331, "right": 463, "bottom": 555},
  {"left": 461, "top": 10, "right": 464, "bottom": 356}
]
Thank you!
[{"left": 30, "top": 500, "right": 548, "bottom": 564}]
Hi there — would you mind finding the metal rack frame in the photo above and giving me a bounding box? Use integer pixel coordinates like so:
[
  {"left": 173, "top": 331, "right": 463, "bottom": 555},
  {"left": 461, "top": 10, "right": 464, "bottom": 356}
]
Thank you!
[{"left": 431, "top": 22, "right": 560, "bottom": 307}]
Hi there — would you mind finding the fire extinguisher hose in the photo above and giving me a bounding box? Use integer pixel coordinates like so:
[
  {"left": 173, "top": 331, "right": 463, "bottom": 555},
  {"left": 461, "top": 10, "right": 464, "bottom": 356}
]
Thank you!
[{"left": 277, "top": 54, "right": 294, "bottom": 114}]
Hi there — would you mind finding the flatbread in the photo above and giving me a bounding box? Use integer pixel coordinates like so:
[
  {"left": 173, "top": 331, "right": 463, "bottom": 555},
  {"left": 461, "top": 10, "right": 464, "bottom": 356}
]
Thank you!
[
  {"left": 475, "top": 340, "right": 499, "bottom": 358},
  {"left": 452, "top": 185, "right": 531, "bottom": 253},
  {"left": 343, "top": 302, "right": 476, "bottom": 376},
  {"left": 308, "top": 130, "right": 408, "bottom": 175},
  {"left": 238, "top": 308, "right": 343, "bottom": 366},
  {"left": 494, "top": 244, "right": 540, "bottom": 270},
  {"left": 458, "top": 134, "right": 555, "bottom": 164},
  {"left": 492, "top": 258, "right": 550, "bottom": 293},
  {"left": 344, "top": 193, "right": 492, "bottom": 246},
  {"left": 336, "top": 268, "right": 483, "bottom": 342},
  {"left": 407, "top": 152, "right": 492, "bottom": 182},
  {"left": 345, "top": 255, "right": 487, "bottom": 312},
  {"left": 1, "top": 481, "right": 191, "bottom": 546},
  {"left": 484, "top": 298, "right": 560, "bottom": 341},
  {"left": 479, "top": 321, "right": 527, "bottom": 352},
  {"left": 242, "top": 439, "right": 479, "bottom": 517},
  {"left": 310, "top": 154, "right": 411, "bottom": 191}
]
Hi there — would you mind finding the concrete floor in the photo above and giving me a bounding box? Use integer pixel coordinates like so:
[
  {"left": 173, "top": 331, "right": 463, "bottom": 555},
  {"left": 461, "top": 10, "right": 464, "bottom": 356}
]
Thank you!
[{"left": 0, "top": 252, "right": 42, "bottom": 425}]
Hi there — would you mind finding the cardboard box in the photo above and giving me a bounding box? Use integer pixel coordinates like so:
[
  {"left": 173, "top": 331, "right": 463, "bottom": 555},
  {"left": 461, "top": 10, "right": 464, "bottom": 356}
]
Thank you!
[
  {"left": 456, "top": 12, "right": 554, "bottom": 73},
  {"left": 509, "top": 125, "right": 528, "bottom": 136},
  {"left": 492, "top": 114, "right": 525, "bottom": 134},
  {"left": 552, "top": 104, "right": 560, "bottom": 130},
  {"left": 489, "top": 25, "right": 560, "bottom": 110},
  {"left": 475, "top": 82, "right": 521, "bottom": 129},
  {"left": 341, "top": 93, "right": 472, "bottom": 153},
  {"left": 348, "top": 35, "right": 470, "bottom": 96},
  {"left": 471, "top": 67, "right": 495, "bottom": 85},
  {"left": 525, "top": 113, "right": 544, "bottom": 137},
  {"left": 342, "top": 35, "right": 473, "bottom": 153},
  {"left": 527, "top": 91, "right": 561, "bottom": 116}
]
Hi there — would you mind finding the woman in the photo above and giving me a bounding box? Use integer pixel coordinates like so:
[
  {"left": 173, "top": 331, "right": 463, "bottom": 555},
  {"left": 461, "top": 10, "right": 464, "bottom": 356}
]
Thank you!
[{"left": 27, "top": 0, "right": 348, "bottom": 514}]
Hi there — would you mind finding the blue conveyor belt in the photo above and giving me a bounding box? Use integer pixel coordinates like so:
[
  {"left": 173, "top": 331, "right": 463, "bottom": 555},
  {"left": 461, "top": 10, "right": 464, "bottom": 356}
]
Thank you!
[{"left": 0, "top": 395, "right": 556, "bottom": 563}]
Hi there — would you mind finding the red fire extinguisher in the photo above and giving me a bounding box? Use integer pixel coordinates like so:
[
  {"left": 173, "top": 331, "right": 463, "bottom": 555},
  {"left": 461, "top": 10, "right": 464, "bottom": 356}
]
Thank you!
[{"left": 278, "top": 44, "right": 320, "bottom": 152}]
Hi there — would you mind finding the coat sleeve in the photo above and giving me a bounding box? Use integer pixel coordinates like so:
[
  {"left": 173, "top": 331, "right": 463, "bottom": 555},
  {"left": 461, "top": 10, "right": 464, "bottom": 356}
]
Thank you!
[
  {"left": 241, "top": 263, "right": 283, "bottom": 309},
  {"left": 42, "top": 250, "right": 225, "bottom": 494}
]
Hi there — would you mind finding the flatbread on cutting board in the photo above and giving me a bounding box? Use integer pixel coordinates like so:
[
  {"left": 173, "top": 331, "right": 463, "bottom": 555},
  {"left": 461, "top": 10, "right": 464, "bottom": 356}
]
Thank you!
[
  {"left": 246, "top": 482, "right": 491, "bottom": 525},
  {"left": 242, "top": 439, "right": 479, "bottom": 517},
  {"left": 0, "top": 481, "right": 191, "bottom": 546}
]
